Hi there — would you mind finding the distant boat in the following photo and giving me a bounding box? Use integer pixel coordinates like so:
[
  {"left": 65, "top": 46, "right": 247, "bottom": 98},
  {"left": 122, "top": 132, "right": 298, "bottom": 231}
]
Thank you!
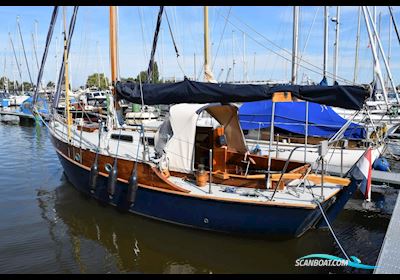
[{"left": 8, "top": 93, "right": 30, "bottom": 106}]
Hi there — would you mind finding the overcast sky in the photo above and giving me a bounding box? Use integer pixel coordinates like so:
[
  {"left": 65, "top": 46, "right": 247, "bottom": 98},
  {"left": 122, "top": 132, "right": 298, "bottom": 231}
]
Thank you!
[{"left": 0, "top": 6, "right": 399, "bottom": 88}]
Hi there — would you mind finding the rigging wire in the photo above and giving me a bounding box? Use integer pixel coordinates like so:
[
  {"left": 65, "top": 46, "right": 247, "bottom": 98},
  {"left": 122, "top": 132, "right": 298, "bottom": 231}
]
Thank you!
[
  {"left": 268, "top": 7, "right": 290, "bottom": 80},
  {"left": 224, "top": 11, "right": 355, "bottom": 85},
  {"left": 164, "top": 9, "right": 180, "bottom": 58},
  {"left": 9, "top": 33, "right": 23, "bottom": 81},
  {"left": 172, "top": 7, "right": 186, "bottom": 72},
  {"left": 17, "top": 17, "right": 34, "bottom": 87},
  {"left": 138, "top": 7, "right": 149, "bottom": 66},
  {"left": 164, "top": 8, "right": 186, "bottom": 77},
  {"left": 211, "top": 7, "right": 232, "bottom": 73},
  {"left": 32, "top": 6, "right": 59, "bottom": 104},
  {"left": 146, "top": 6, "right": 164, "bottom": 83},
  {"left": 298, "top": 7, "right": 320, "bottom": 77},
  {"left": 53, "top": 6, "right": 79, "bottom": 109}
]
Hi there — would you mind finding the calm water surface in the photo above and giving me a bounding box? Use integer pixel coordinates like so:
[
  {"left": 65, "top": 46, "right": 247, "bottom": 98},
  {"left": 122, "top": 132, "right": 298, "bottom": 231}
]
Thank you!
[{"left": 0, "top": 121, "right": 391, "bottom": 273}]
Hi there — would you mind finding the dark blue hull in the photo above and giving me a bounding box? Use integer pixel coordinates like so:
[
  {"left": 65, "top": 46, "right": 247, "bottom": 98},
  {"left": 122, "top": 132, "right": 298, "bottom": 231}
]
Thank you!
[{"left": 56, "top": 151, "right": 339, "bottom": 238}]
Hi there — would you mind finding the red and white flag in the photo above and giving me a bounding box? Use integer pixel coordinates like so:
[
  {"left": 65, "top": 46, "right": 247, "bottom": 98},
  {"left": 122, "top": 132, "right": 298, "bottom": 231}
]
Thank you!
[{"left": 349, "top": 147, "right": 373, "bottom": 201}]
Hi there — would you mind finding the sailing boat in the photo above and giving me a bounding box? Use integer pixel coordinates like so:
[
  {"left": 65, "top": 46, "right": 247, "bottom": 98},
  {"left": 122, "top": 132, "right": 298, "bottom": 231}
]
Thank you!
[{"left": 43, "top": 6, "right": 372, "bottom": 238}]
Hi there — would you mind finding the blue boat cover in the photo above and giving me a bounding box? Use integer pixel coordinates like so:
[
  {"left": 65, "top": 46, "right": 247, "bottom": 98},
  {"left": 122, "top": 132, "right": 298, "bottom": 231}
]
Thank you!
[
  {"left": 20, "top": 97, "right": 49, "bottom": 115},
  {"left": 239, "top": 100, "right": 366, "bottom": 140}
]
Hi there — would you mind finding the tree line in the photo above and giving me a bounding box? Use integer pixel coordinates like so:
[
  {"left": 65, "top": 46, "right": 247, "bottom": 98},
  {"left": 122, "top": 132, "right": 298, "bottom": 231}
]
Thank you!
[{"left": 85, "top": 61, "right": 168, "bottom": 90}]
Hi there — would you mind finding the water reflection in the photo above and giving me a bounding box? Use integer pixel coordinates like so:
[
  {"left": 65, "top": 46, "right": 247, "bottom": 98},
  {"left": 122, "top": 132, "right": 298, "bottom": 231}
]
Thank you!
[{"left": 39, "top": 177, "right": 387, "bottom": 274}]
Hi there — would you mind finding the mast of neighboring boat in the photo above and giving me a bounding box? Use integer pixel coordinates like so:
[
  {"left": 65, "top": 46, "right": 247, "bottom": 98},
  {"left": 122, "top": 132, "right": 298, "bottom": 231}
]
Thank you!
[
  {"left": 361, "top": 6, "right": 389, "bottom": 106},
  {"left": 3, "top": 47, "right": 8, "bottom": 93},
  {"left": 291, "top": 6, "right": 299, "bottom": 84},
  {"left": 364, "top": 6, "right": 400, "bottom": 104},
  {"left": 9, "top": 33, "right": 23, "bottom": 93},
  {"left": 372, "top": 6, "right": 377, "bottom": 83},
  {"left": 32, "top": 20, "right": 40, "bottom": 72},
  {"left": 161, "top": 27, "right": 165, "bottom": 83},
  {"left": 63, "top": 6, "right": 72, "bottom": 141},
  {"left": 32, "top": 20, "right": 44, "bottom": 92},
  {"left": 353, "top": 7, "right": 361, "bottom": 84},
  {"left": 387, "top": 9, "right": 392, "bottom": 90},
  {"left": 332, "top": 6, "right": 340, "bottom": 84},
  {"left": 9, "top": 38, "right": 17, "bottom": 93},
  {"left": 323, "top": 6, "right": 328, "bottom": 80},
  {"left": 17, "top": 16, "right": 34, "bottom": 89}
]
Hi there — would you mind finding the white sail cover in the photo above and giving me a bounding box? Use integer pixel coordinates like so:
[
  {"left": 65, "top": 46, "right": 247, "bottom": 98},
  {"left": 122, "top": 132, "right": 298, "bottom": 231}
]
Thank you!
[
  {"left": 159, "top": 103, "right": 248, "bottom": 173},
  {"left": 164, "top": 104, "right": 205, "bottom": 173}
]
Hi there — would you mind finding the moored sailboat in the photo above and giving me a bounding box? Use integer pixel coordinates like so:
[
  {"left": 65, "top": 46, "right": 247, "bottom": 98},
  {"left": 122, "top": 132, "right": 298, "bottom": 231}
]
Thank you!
[{"left": 39, "top": 6, "right": 374, "bottom": 238}]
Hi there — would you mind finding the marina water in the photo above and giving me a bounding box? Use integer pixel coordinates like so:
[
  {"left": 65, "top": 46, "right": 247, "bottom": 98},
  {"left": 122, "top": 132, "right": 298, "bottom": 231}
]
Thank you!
[{"left": 0, "top": 121, "right": 391, "bottom": 273}]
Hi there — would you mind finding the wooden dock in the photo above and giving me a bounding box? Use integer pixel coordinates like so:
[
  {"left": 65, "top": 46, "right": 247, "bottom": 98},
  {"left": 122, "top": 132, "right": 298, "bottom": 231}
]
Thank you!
[{"left": 374, "top": 191, "right": 400, "bottom": 273}]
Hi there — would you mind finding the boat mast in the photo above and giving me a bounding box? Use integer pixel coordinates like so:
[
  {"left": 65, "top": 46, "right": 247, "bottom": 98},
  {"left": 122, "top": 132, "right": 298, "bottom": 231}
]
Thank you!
[
  {"left": 9, "top": 33, "right": 23, "bottom": 93},
  {"left": 333, "top": 6, "right": 340, "bottom": 84},
  {"left": 387, "top": 11, "right": 392, "bottom": 89},
  {"left": 291, "top": 6, "right": 299, "bottom": 84},
  {"left": 361, "top": 6, "right": 389, "bottom": 106},
  {"left": 204, "top": 6, "right": 215, "bottom": 82},
  {"left": 364, "top": 6, "right": 400, "bottom": 104},
  {"left": 372, "top": 6, "right": 377, "bottom": 82},
  {"left": 110, "top": 6, "right": 118, "bottom": 86},
  {"left": 63, "top": 6, "right": 72, "bottom": 141},
  {"left": 3, "top": 47, "right": 8, "bottom": 93},
  {"left": 323, "top": 6, "right": 328, "bottom": 80},
  {"left": 353, "top": 7, "right": 361, "bottom": 84},
  {"left": 33, "top": 20, "right": 40, "bottom": 72},
  {"left": 17, "top": 16, "right": 34, "bottom": 89}
]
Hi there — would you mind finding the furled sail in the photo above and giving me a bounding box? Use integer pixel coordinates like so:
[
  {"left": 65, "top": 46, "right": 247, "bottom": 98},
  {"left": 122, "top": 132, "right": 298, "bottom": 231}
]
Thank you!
[{"left": 115, "top": 78, "right": 369, "bottom": 110}]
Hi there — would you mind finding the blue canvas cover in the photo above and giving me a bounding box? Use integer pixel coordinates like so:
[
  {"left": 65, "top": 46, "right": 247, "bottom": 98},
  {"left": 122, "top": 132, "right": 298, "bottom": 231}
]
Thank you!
[
  {"left": 239, "top": 100, "right": 366, "bottom": 140},
  {"left": 20, "top": 97, "right": 49, "bottom": 115}
]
